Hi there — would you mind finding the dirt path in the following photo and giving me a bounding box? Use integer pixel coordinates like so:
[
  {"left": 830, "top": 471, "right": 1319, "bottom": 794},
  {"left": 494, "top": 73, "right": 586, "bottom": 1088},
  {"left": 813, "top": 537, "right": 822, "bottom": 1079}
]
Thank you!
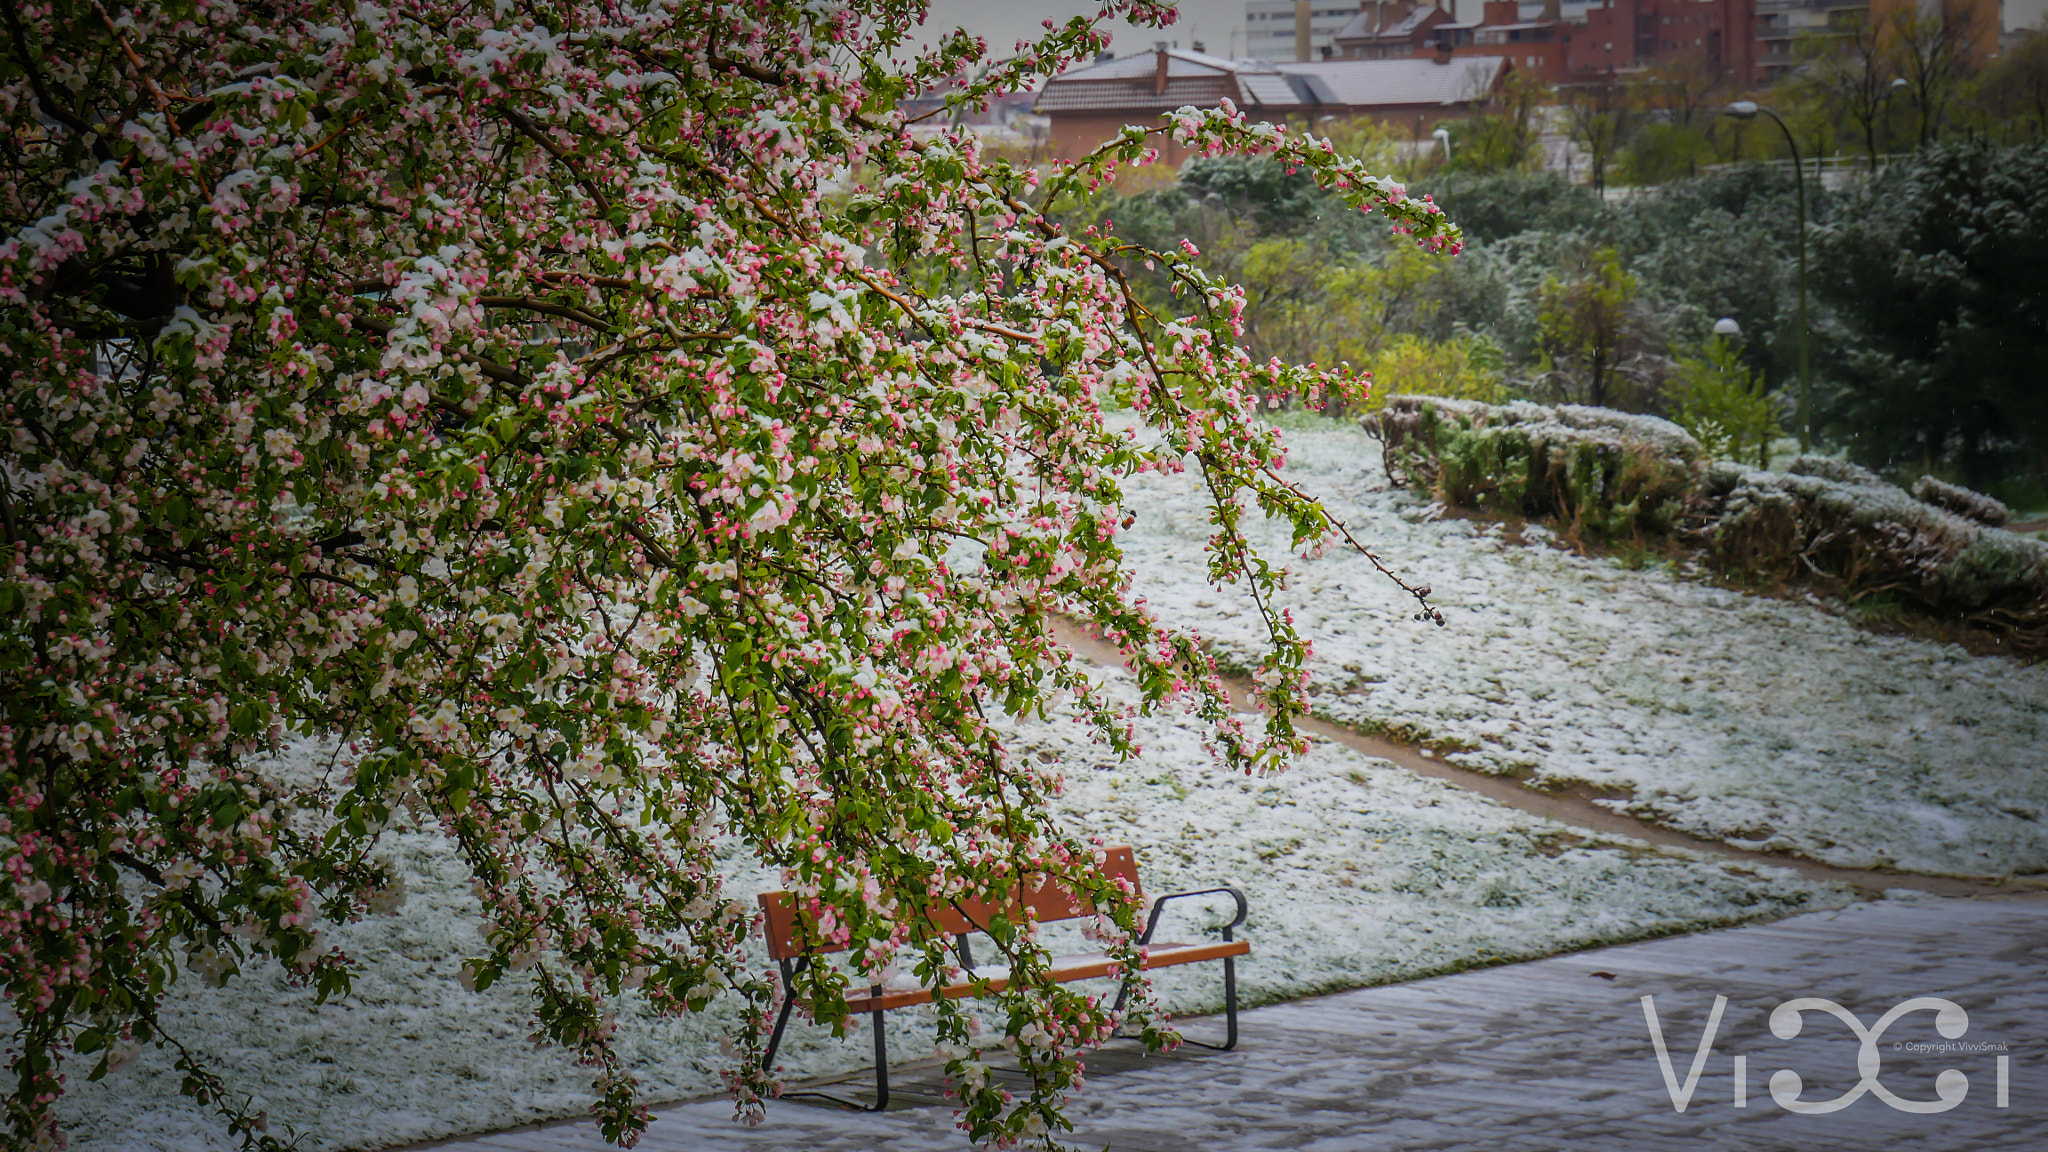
[{"left": 1048, "top": 619, "right": 2046, "bottom": 899}]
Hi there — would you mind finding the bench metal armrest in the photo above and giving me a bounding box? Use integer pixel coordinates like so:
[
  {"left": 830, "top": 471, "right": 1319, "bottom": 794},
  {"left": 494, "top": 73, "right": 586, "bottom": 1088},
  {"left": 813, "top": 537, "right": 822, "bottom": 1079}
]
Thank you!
[{"left": 1137, "top": 885, "right": 1249, "bottom": 946}]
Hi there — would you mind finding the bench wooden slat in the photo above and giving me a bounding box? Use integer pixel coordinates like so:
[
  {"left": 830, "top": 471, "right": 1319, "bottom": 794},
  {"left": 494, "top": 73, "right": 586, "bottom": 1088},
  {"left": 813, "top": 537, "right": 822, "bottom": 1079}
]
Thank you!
[
  {"left": 759, "top": 846, "right": 1143, "bottom": 961},
  {"left": 841, "top": 939, "right": 1252, "bottom": 1013}
]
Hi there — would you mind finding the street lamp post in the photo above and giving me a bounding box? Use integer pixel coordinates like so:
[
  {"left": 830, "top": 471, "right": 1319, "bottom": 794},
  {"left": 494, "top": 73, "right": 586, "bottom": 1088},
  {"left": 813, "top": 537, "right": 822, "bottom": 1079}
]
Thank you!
[
  {"left": 1882, "top": 76, "right": 1908, "bottom": 171},
  {"left": 1432, "top": 127, "right": 1452, "bottom": 166},
  {"left": 1722, "top": 100, "right": 1810, "bottom": 452}
]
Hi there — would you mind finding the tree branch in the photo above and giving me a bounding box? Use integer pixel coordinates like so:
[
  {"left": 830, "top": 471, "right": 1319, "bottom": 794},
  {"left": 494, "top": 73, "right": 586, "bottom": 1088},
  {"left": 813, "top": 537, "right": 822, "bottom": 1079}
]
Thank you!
[
  {"left": 496, "top": 104, "right": 614, "bottom": 218},
  {"left": 477, "top": 296, "right": 613, "bottom": 332}
]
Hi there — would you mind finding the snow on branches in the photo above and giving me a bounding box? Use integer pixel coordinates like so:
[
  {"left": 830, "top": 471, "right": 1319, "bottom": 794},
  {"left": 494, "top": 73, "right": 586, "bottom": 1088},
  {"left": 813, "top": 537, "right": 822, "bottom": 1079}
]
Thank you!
[{"left": 0, "top": 0, "right": 1457, "bottom": 1146}]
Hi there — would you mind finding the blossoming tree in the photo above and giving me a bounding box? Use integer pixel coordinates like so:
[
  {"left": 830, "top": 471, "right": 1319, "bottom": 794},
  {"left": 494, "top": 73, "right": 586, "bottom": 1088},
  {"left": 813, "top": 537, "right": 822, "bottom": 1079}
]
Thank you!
[{"left": 0, "top": 0, "right": 1456, "bottom": 1146}]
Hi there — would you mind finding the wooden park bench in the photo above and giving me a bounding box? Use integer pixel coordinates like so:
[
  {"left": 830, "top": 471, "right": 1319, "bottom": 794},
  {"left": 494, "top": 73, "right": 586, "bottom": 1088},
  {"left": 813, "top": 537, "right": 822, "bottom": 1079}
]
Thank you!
[{"left": 757, "top": 845, "right": 1250, "bottom": 1110}]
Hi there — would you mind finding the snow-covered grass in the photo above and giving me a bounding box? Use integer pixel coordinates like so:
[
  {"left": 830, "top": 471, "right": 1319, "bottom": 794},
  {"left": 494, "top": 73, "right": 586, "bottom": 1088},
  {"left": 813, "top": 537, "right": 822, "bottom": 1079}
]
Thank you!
[
  {"left": 1119, "top": 413, "right": 2048, "bottom": 878},
  {"left": 1004, "top": 681, "right": 1845, "bottom": 1007},
  {"left": 55, "top": 683, "right": 1846, "bottom": 1150},
  {"left": 66, "top": 411, "right": 2010, "bottom": 1149}
]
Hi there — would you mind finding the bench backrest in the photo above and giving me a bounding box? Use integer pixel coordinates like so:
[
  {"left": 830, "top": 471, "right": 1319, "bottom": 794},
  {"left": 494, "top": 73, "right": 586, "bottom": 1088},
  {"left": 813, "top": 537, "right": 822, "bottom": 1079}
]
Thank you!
[{"left": 759, "top": 845, "right": 1142, "bottom": 961}]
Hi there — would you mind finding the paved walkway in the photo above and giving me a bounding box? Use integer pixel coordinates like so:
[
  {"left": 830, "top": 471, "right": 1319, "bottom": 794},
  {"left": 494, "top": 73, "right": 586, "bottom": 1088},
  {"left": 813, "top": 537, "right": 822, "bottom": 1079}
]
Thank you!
[{"left": 409, "top": 894, "right": 2047, "bottom": 1151}]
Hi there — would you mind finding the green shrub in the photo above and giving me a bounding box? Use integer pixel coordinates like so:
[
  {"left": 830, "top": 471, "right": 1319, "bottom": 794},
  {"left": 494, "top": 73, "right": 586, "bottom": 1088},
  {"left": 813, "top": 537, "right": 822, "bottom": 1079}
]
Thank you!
[
  {"left": 1363, "top": 332, "right": 1508, "bottom": 411},
  {"left": 1669, "top": 337, "right": 1777, "bottom": 467}
]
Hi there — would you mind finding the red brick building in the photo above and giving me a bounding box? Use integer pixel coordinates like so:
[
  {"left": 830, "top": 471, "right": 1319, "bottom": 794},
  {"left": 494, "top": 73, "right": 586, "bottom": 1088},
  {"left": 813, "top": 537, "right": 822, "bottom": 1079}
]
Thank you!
[
  {"left": 1575, "top": 0, "right": 1757, "bottom": 83},
  {"left": 1463, "top": 1, "right": 1572, "bottom": 81},
  {"left": 1265, "top": 0, "right": 1757, "bottom": 86}
]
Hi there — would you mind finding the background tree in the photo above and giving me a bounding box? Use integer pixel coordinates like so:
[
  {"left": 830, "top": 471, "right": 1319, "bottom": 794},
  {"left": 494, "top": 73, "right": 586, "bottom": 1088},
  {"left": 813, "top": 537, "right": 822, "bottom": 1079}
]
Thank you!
[
  {"left": 1814, "top": 139, "right": 2048, "bottom": 495},
  {"left": 1621, "top": 50, "right": 1729, "bottom": 183},
  {"left": 1439, "top": 71, "right": 1550, "bottom": 174},
  {"left": 1563, "top": 72, "right": 1634, "bottom": 195},
  {"left": 1087, "top": 141, "right": 1840, "bottom": 459},
  {"left": 0, "top": 1, "right": 1459, "bottom": 1147},
  {"left": 1791, "top": 14, "right": 1897, "bottom": 171},
  {"left": 1073, "top": 151, "right": 1491, "bottom": 392},
  {"left": 1633, "top": 53, "right": 1725, "bottom": 133},
  {"left": 1360, "top": 330, "right": 1507, "bottom": 409},
  {"left": 1609, "top": 166, "right": 1816, "bottom": 397},
  {"left": 1537, "top": 246, "right": 1641, "bottom": 408},
  {"left": 1619, "top": 121, "right": 1719, "bottom": 186},
  {"left": 1615, "top": 56, "right": 1726, "bottom": 186},
  {"left": 1234, "top": 238, "right": 1452, "bottom": 375},
  {"left": 1889, "top": 1, "right": 1980, "bottom": 147},
  {"left": 1968, "top": 24, "right": 2048, "bottom": 141}
]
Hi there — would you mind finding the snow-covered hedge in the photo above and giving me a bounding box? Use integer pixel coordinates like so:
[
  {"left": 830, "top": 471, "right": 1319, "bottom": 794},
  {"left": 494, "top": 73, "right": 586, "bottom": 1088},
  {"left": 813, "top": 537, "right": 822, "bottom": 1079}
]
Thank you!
[
  {"left": 1707, "top": 460, "right": 2048, "bottom": 609},
  {"left": 1782, "top": 454, "right": 1887, "bottom": 487},
  {"left": 1911, "top": 475, "right": 2014, "bottom": 526},
  {"left": 1370, "top": 398, "right": 2048, "bottom": 651},
  {"left": 1370, "top": 396, "right": 1701, "bottom": 539}
]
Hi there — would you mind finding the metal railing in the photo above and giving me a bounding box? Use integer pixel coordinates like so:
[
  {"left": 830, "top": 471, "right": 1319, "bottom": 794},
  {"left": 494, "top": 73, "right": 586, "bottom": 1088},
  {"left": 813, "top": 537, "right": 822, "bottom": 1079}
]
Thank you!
[{"left": 1699, "top": 152, "right": 1913, "bottom": 188}]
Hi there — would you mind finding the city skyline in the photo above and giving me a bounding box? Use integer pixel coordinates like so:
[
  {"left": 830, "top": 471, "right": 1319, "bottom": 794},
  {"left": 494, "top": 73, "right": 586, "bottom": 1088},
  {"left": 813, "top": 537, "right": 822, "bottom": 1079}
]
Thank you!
[{"left": 922, "top": 0, "right": 2046, "bottom": 64}]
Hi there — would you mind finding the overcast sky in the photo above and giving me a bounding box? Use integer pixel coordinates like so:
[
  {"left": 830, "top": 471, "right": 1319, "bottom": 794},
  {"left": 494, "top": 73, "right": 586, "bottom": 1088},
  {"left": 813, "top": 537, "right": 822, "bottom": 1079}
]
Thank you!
[{"left": 920, "top": 0, "right": 2045, "bottom": 71}]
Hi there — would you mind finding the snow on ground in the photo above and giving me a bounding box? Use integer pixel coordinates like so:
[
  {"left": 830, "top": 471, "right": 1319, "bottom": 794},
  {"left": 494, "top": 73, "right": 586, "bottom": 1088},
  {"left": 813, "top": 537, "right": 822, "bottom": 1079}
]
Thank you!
[
  {"left": 56, "top": 683, "right": 1844, "bottom": 1150},
  {"left": 1116, "top": 413, "right": 2048, "bottom": 879},
  {"left": 63, "top": 410, "right": 2002, "bottom": 1149}
]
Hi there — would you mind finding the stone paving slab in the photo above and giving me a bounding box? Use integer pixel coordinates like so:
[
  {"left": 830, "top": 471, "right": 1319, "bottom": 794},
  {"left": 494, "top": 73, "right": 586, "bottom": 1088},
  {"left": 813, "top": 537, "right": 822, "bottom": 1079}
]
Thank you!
[{"left": 406, "top": 894, "right": 2048, "bottom": 1151}]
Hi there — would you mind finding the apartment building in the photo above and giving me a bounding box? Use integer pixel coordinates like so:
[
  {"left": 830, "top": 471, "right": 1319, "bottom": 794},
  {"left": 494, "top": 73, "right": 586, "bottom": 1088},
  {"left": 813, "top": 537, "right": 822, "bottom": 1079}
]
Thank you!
[
  {"left": 1261, "top": 0, "right": 1756, "bottom": 82},
  {"left": 1753, "top": 0, "right": 1867, "bottom": 80},
  {"left": 1576, "top": 0, "right": 1759, "bottom": 80}
]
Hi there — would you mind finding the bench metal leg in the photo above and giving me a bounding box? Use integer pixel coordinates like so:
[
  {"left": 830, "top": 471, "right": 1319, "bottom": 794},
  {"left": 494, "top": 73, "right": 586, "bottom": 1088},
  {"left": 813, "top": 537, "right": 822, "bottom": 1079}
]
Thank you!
[
  {"left": 1179, "top": 955, "right": 1239, "bottom": 1052},
  {"left": 771, "top": 978, "right": 892, "bottom": 1113},
  {"left": 1110, "top": 954, "right": 1239, "bottom": 1051},
  {"left": 1224, "top": 954, "right": 1238, "bottom": 1050},
  {"left": 762, "top": 957, "right": 804, "bottom": 1073},
  {"left": 870, "top": 996, "right": 890, "bottom": 1111}
]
